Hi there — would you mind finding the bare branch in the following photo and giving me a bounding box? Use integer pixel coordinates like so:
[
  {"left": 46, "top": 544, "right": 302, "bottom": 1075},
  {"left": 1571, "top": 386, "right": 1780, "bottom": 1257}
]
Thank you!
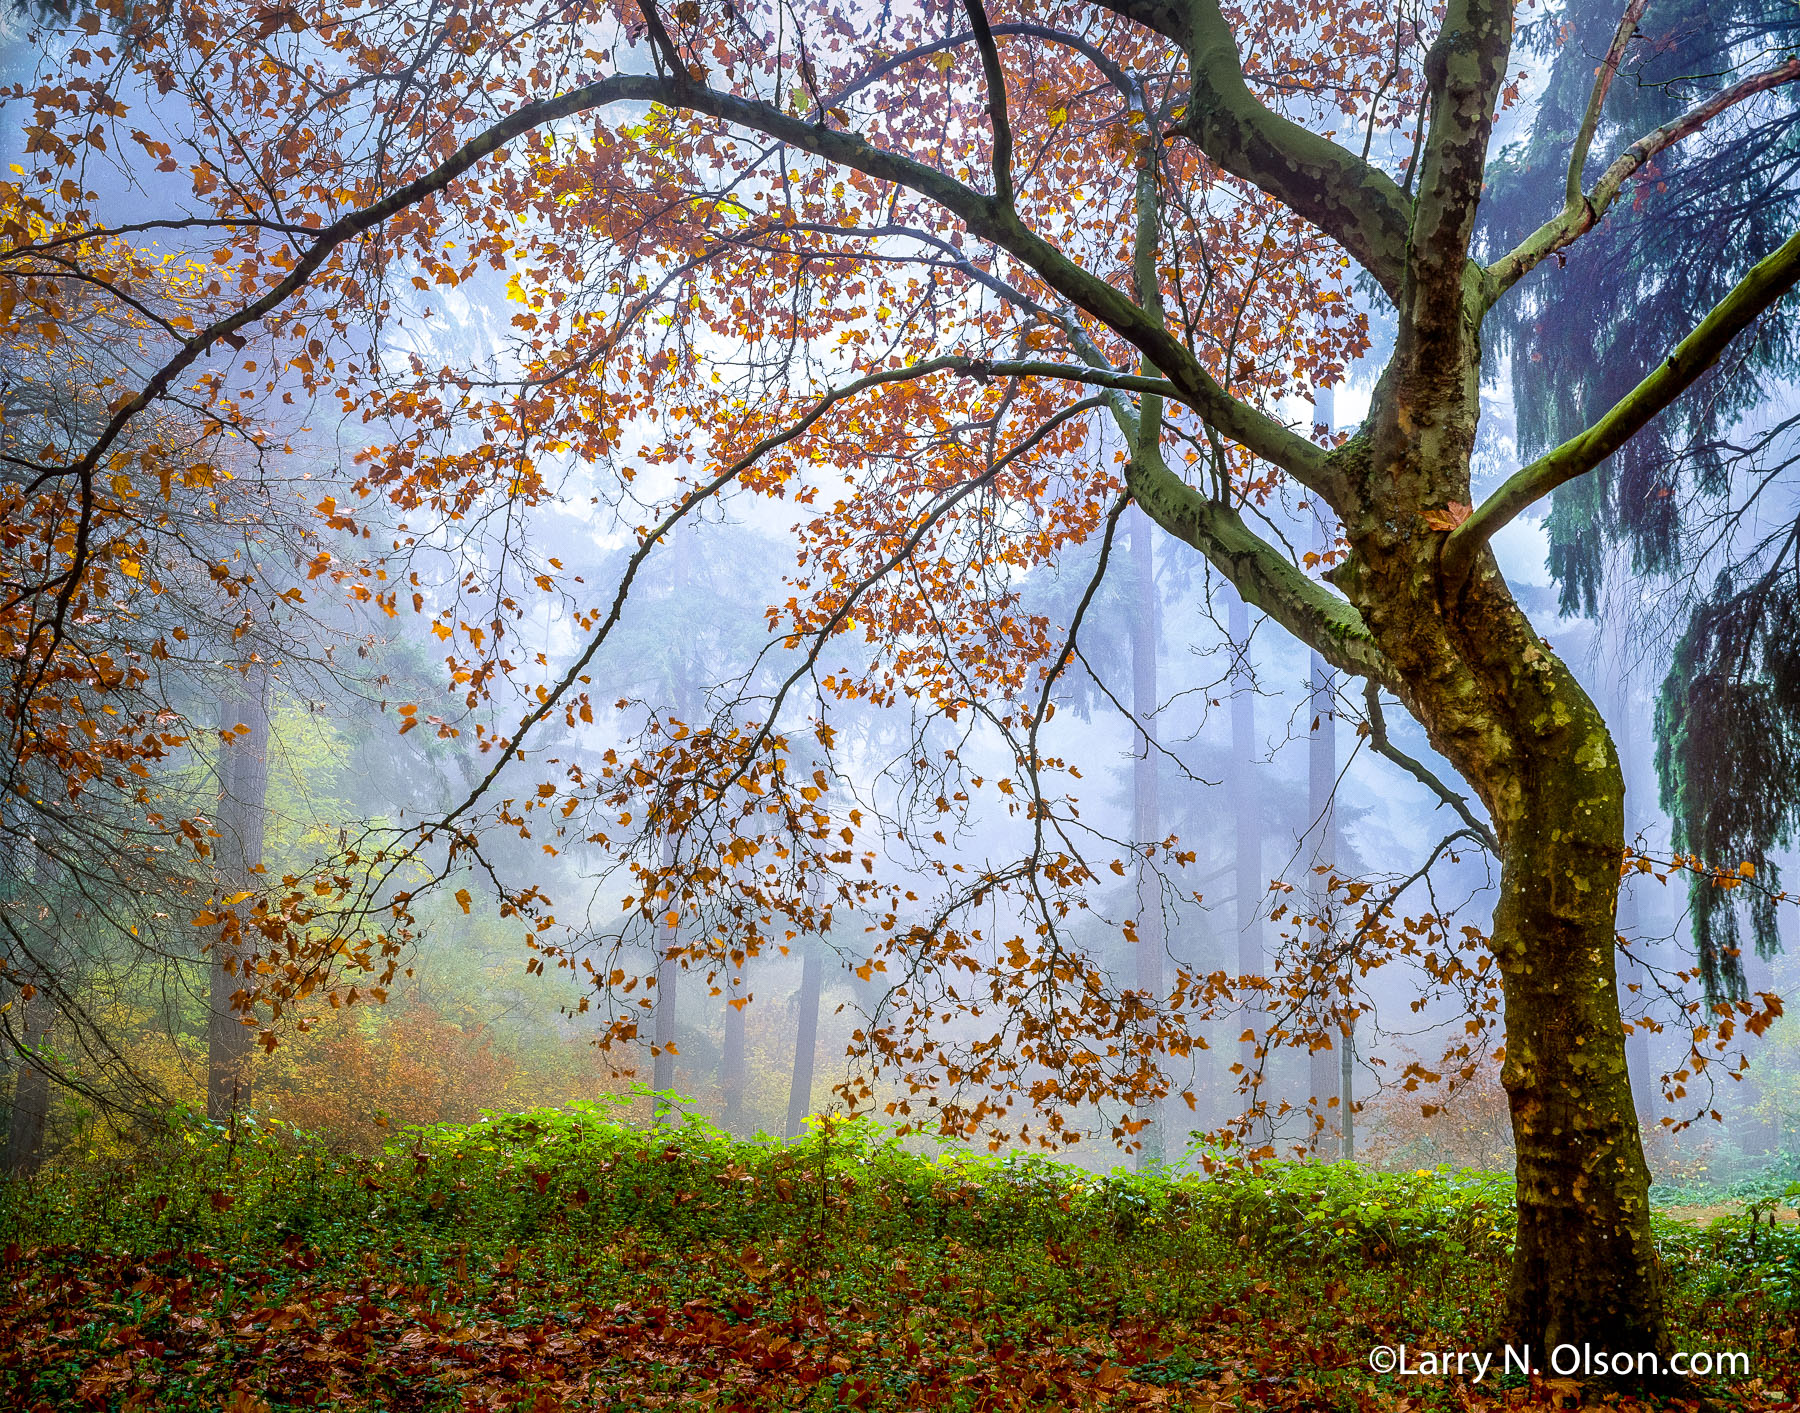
[
  {"left": 1568, "top": 0, "right": 1649, "bottom": 207},
  {"left": 1487, "top": 56, "right": 1800, "bottom": 301},
  {"left": 1363, "top": 681, "right": 1499, "bottom": 852},
  {"left": 434, "top": 355, "right": 1021, "bottom": 832}
]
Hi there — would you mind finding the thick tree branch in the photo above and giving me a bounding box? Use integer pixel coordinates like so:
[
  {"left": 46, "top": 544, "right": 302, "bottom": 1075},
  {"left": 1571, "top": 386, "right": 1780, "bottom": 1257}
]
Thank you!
[
  {"left": 1486, "top": 56, "right": 1800, "bottom": 303},
  {"left": 1129, "top": 137, "right": 1168, "bottom": 466},
  {"left": 1081, "top": 167, "right": 1383, "bottom": 688},
  {"left": 8, "top": 65, "right": 1327, "bottom": 518},
  {"left": 962, "top": 1, "right": 1015, "bottom": 208},
  {"left": 1096, "top": 0, "right": 1414, "bottom": 301},
  {"left": 1446, "top": 226, "right": 1800, "bottom": 591},
  {"left": 1125, "top": 450, "right": 1397, "bottom": 689},
  {"left": 1402, "top": 0, "right": 1512, "bottom": 361},
  {"left": 628, "top": 73, "right": 1335, "bottom": 493}
]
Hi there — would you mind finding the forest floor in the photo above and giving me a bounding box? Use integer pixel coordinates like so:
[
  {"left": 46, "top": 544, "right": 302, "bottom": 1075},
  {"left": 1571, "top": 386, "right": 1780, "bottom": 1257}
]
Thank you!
[{"left": 0, "top": 1108, "right": 1796, "bottom": 1412}]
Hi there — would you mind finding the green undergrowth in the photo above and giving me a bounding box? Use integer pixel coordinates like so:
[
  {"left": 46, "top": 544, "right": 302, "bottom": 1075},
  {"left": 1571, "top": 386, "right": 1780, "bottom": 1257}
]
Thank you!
[{"left": 0, "top": 1104, "right": 1795, "bottom": 1411}]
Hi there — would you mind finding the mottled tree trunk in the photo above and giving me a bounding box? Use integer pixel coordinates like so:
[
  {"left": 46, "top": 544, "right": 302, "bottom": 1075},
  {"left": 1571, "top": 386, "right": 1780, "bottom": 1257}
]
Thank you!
[
  {"left": 1358, "top": 604, "right": 1663, "bottom": 1353},
  {"left": 209, "top": 660, "right": 270, "bottom": 1124},
  {"left": 1481, "top": 679, "right": 1662, "bottom": 1356},
  {"left": 1130, "top": 508, "right": 1166, "bottom": 1169},
  {"left": 784, "top": 948, "right": 821, "bottom": 1140},
  {"left": 1336, "top": 392, "right": 1666, "bottom": 1359}
]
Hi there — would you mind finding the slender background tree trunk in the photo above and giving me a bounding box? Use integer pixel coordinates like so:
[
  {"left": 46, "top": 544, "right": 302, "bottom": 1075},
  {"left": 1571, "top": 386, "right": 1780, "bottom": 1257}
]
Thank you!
[
  {"left": 1228, "top": 591, "right": 1265, "bottom": 1146},
  {"left": 1305, "top": 390, "right": 1341, "bottom": 1156},
  {"left": 785, "top": 948, "right": 821, "bottom": 1140},
  {"left": 1131, "top": 508, "right": 1166, "bottom": 1169},
  {"left": 3, "top": 991, "right": 51, "bottom": 1178},
  {"left": 209, "top": 660, "right": 269, "bottom": 1124},
  {"left": 0, "top": 801, "right": 50, "bottom": 1177},
  {"left": 652, "top": 830, "right": 679, "bottom": 1119},
  {"left": 1304, "top": 645, "right": 1340, "bottom": 1156},
  {"left": 720, "top": 960, "right": 746, "bottom": 1134},
  {"left": 1605, "top": 622, "right": 1656, "bottom": 1128}
]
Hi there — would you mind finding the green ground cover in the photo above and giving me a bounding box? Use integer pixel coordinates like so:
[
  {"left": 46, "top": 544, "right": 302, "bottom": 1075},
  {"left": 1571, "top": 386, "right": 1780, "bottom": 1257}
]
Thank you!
[{"left": 0, "top": 1106, "right": 1795, "bottom": 1411}]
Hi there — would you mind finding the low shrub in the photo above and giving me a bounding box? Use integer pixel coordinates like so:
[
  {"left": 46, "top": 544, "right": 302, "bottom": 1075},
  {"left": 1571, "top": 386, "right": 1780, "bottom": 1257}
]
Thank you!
[{"left": 1194, "top": 1160, "right": 1515, "bottom": 1269}]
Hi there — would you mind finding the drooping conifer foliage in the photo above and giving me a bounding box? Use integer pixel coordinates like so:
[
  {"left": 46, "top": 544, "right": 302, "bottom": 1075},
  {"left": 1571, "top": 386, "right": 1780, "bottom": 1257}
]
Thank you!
[{"left": 1483, "top": 0, "right": 1800, "bottom": 998}]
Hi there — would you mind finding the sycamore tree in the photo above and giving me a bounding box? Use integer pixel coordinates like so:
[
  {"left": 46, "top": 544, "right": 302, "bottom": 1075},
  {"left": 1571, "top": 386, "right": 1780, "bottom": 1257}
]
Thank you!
[{"left": 8, "top": 0, "right": 1800, "bottom": 1365}]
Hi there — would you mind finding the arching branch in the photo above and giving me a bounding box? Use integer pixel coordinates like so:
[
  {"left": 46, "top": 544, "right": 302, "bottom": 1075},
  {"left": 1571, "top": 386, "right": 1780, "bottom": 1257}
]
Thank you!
[
  {"left": 1486, "top": 55, "right": 1800, "bottom": 302},
  {"left": 1446, "top": 226, "right": 1800, "bottom": 592}
]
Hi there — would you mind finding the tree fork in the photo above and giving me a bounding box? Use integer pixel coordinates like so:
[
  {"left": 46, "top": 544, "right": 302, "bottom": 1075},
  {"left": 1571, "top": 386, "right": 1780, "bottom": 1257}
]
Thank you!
[{"left": 1345, "top": 484, "right": 1668, "bottom": 1355}]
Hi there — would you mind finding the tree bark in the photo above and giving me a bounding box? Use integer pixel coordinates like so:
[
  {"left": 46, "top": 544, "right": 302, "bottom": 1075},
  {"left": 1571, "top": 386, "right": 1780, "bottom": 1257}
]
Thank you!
[
  {"left": 784, "top": 948, "right": 821, "bottom": 1140},
  {"left": 1130, "top": 507, "right": 1166, "bottom": 1169},
  {"left": 1331, "top": 410, "right": 1667, "bottom": 1360},
  {"left": 1489, "top": 689, "right": 1661, "bottom": 1358},
  {"left": 209, "top": 660, "right": 269, "bottom": 1124}
]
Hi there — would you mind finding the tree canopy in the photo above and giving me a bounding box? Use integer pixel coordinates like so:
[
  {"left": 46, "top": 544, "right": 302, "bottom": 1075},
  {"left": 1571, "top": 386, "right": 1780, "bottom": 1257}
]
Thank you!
[{"left": 6, "top": 0, "right": 1800, "bottom": 1365}]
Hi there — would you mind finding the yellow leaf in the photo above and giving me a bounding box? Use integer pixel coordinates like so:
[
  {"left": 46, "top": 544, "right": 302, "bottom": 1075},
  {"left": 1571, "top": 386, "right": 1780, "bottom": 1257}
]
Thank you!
[{"left": 455, "top": 887, "right": 473, "bottom": 913}]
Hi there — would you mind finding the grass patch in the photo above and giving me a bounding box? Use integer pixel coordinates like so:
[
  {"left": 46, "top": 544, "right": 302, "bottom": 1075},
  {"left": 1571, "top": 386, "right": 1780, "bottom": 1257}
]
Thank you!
[{"left": 0, "top": 1106, "right": 1795, "bottom": 1410}]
